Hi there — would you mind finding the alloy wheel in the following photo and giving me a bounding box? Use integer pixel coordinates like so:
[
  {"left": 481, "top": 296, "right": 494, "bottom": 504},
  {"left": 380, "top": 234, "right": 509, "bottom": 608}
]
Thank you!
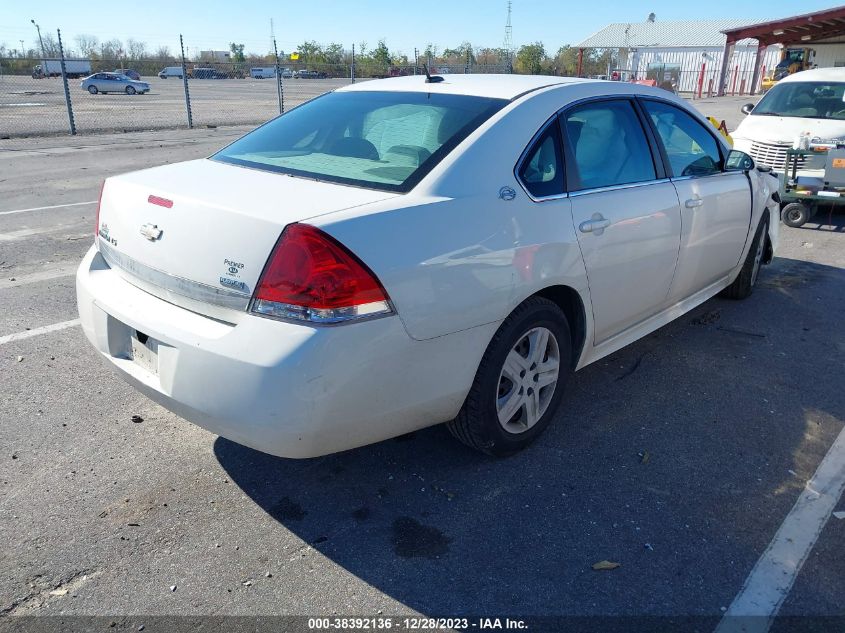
[{"left": 496, "top": 326, "right": 560, "bottom": 434}]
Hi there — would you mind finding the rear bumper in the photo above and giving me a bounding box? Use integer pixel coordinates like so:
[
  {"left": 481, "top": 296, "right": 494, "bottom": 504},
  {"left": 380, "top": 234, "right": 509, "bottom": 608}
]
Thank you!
[{"left": 76, "top": 246, "right": 492, "bottom": 458}]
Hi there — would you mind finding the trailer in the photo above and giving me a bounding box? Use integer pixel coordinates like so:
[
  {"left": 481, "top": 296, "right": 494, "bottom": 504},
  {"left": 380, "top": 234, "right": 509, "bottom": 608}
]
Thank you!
[
  {"left": 779, "top": 143, "right": 845, "bottom": 228},
  {"left": 32, "top": 60, "right": 91, "bottom": 79}
]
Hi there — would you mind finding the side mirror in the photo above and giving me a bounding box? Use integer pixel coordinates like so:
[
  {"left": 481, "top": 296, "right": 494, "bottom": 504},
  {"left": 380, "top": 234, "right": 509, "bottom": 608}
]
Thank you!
[
  {"left": 726, "top": 150, "right": 755, "bottom": 172},
  {"left": 741, "top": 103, "right": 755, "bottom": 115}
]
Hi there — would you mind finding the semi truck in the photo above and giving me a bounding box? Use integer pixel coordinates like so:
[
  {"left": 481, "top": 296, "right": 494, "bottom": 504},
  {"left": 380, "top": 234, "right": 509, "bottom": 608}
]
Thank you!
[{"left": 32, "top": 60, "right": 91, "bottom": 79}]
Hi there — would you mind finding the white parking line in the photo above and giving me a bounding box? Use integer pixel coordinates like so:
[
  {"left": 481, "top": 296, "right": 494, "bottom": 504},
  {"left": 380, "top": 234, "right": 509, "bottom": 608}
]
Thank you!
[
  {"left": 0, "top": 319, "right": 80, "bottom": 346},
  {"left": 714, "top": 423, "right": 845, "bottom": 633},
  {"left": 0, "top": 224, "right": 86, "bottom": 241},
  {"left": 0, "top": 200, "right": 97, "bottom": 216},
  {"left": 0, "top": 264, "right": 78, "bottom": 289}
]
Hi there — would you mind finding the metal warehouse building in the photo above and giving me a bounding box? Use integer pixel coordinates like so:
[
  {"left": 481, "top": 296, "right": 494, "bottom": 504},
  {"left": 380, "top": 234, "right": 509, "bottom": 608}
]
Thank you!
[{"left": 574, "top": 18, "right": 783, "bottom": 96}]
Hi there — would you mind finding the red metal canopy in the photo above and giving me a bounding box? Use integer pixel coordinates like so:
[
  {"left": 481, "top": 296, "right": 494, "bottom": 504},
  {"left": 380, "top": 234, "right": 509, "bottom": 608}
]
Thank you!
[{"left": 722, "top": 5, "right": 845, "bottom": 46}]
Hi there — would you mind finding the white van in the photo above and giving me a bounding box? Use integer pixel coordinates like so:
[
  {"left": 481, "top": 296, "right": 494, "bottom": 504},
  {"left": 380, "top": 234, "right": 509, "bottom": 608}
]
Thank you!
[
  {"left": 250, "top": 67, "right": 277, "bottom": 79},
  {"left": 158, "top": 66, "right": 185, "bottom": 79},
  {"left": 733, "top": 67, "right": 845, "bottom": 172}
]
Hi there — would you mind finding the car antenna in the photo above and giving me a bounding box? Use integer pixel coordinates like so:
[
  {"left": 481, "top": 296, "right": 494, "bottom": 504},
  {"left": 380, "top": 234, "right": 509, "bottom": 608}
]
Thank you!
[{"left": 423, "top": 64, "right": 444, "bottom": 83}]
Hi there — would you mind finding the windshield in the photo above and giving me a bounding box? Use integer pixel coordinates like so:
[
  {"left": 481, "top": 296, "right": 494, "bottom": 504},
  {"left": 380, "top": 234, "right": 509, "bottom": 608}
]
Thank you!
[
  {"left": 212, "top": 90, "right": 508, "bottom": 192},
  {"left": 753, "top": 81, "right": 845, "bottom": 120}
]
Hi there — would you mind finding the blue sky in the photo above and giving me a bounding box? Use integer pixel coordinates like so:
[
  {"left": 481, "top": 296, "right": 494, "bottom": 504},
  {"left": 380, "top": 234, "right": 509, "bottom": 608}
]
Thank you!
[{"left": 1, "top": 0, "right": 839, "bottom": 57}]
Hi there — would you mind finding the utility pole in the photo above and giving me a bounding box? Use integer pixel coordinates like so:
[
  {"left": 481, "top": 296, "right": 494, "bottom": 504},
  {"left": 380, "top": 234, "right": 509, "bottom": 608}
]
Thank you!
[
  {"left": 31, "top": 19, "right": 46, "bottom": 58},
  {"left": 503, "top": 1, "right": 513, "bottom": 73},
  {"left": 20, "top": 40, "right": 25, "bottom": 57},
  {"left": 351, "top": 43, "right": 355, "bottom": 83}
]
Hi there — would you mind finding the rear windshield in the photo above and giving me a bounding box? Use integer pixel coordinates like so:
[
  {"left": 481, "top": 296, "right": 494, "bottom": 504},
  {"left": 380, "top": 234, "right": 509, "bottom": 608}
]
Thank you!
[
  {"left": 753, "top": 81, "right": 845, "bottom": 120},
  {"left": 212, "top": 90, "right": 508, "bottom": 192}
]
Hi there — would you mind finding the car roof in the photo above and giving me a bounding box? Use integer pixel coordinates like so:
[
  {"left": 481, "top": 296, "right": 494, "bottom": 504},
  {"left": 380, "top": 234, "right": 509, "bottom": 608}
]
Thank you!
[
  {"left": 781, "top": 67, "right": 845, "bottom": 83},
  {"left": 337, "top": 74, "right": 596, "bottom": 100}
]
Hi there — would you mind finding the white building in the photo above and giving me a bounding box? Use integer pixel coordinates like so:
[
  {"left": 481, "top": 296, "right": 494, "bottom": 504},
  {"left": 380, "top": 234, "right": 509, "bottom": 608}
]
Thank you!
[
  {"left": 199, "top": 50, "right": 231, "bottom": 62},
  {"left": 574, "top": 19, "right": 783, "bottom": 95}
]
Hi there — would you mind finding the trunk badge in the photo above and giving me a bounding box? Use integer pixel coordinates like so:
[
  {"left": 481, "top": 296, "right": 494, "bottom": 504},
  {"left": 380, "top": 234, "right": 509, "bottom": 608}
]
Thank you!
[{"left": 140, "top": 223, "right": 163, "bottom": 241}]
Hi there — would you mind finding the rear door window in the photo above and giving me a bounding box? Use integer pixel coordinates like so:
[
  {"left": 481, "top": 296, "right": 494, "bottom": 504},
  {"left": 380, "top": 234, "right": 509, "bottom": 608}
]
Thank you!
[{"left": 562, "top": 100, "right": 657, "bottom": 191}]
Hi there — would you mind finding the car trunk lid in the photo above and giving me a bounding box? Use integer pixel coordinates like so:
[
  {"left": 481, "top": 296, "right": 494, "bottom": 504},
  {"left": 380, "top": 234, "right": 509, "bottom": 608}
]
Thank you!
[{"left": 96, "top": 159, "right": 398, "bottom": 320}]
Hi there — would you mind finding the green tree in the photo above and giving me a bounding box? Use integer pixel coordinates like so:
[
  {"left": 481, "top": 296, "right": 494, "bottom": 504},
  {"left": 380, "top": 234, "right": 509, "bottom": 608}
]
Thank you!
[
  {"left": 322, "top": 43, "right": 344, "bottom": 65},
  {"left": 372, "top": 39, "right": 391, "bottom": 68},
  {"left": 515, "top": 42, "right": 546, "bottom": 75},
  {"left": 551, "top": 45, "right": 579, "bottom": 76},
  {"left": 297, "top": 40, "right": 322, "bottom": 64},
  {"left": 230, "top": 43, "right": 245, "bottom": 63},
  {"left": 443, "top": 41, "right": 475, "bottom": 65}
]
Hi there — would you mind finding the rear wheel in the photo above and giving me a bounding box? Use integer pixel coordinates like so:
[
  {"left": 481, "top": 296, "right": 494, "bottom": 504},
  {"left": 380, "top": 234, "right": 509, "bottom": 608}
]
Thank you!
[
  {"left": 722, "top": 216, "right": 768, "bottom": 300},
  {"left": 447, "top": 297, "right": 571, "bottom": 457},
  {"left": 87, "top": 85, "right": 98, "bottom": 94},
  {"left": 125, "top": 86, "right": 136, "bottom": 95},
  {"left": 782, "top": 202, "right": 810, "bottom": 228}
]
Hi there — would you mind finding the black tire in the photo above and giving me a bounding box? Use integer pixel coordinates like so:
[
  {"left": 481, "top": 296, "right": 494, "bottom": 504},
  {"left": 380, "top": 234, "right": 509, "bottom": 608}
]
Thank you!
[
  {"left": 447, "top": 296, "right": 572, "bottom": 457},
  {"left": 125, "top": 86, "right": 136, "bottom": 95},
  {"left": 782, "top": 202, "right": 809, "bottom": 228},
  {"left": 88, "top": 85, "right": 98, "bottom": 94},
  {"left": 721, "top": 216, "right": 769, "bottom": 300}
]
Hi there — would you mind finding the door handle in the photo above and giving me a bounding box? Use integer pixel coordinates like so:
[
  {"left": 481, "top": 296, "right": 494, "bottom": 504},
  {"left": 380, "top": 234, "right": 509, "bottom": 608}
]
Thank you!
[
  {"left": 579, "top": 214, "right": 611, "bottom": 235},
  {"left": 685, "top": 198, "right": 704, "bottom": 208}
]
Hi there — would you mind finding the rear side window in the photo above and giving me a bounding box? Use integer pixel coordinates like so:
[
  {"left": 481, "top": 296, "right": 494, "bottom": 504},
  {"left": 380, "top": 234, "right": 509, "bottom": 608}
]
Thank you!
[
  {"left": 642, "top": 100, "right": 722, "bottom": 177},
  {"left": 213, "top": 91, "right": 507, "bottom": 192},
  {"left": 563, "top": 100, "right": 656, "bottom": 191},
  {"left": 518, "top": 125, "right": 564, "bottom": 198}
]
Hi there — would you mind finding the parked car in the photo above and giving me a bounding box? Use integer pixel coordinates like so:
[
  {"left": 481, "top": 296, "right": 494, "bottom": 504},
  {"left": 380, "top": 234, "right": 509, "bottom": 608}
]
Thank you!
[
  {"left": 281, "top": 68, "right": 294, "bottom": 78},
  {"left": 80, "top": 72, "right": 150, "bottom": 95},
  {"left": 78, "top": 75, "right": 779, "bottom": 459},
  {"left": 294, "top": 69, "right": 327, "bottom": 79},
  {"left": 193, "top": 67, "right": 227, "bottom": 79},
  {"left": 113, "top": 68, "right": 140, "bottom": 80},
  {"left": 158, "top": 66, "right": 186, "bottom": 79},
  {"left": 733, "top": 67, "right": 845, "bottom": 172}
]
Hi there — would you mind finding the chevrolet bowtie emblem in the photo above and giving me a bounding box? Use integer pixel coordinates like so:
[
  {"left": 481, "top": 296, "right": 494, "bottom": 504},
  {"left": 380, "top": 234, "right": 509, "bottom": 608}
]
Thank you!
[{"left": 140, "top": 223, "right": 163, "bottom": 241}]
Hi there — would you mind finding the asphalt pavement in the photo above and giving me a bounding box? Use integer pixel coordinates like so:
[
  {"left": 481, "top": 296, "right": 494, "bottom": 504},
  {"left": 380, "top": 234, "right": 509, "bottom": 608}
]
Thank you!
[{"left": 0, "top": 123, "right": 843, "bottom": 630}]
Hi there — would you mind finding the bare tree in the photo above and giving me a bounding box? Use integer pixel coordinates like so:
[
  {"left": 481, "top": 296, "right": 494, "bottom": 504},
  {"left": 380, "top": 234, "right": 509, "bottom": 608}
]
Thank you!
[
  {"left": 75, "top": 34, "right": 99, "bottom": 58},
  {"left": 99, "top": 39, "right": 124, "bottom": 60},
  {"left": 127, "top": 38, "right": 148, "bottom": 60},
  {"left": 38, "top": 33, "right": 61, "bottom": 57},
  {"left": 155, "top": 45, "right": 172, "bottom": 61}
]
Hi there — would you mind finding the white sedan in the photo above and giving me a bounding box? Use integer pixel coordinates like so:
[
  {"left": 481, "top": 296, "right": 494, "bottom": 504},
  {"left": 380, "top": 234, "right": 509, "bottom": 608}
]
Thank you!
[{"left": 77, "top": 74, "right": 779, "bottom": 458}]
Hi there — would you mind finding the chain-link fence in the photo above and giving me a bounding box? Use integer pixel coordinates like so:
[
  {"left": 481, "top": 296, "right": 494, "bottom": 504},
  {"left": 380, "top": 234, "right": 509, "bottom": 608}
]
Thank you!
[
  {"left": 0, "top": 57, "right": 358, "bottom": 137},
  {"left": 0, "top": 39, "right": 767, "bottom": 139}
]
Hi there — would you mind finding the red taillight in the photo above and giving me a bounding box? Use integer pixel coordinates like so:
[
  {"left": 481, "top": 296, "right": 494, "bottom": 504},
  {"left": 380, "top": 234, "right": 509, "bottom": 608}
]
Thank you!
[
  {"left": 94, "top": 182, "right": 105, "bottom": 239},
  {"left": 251, "top": 224, "right": 392, "bottom": 324}
]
